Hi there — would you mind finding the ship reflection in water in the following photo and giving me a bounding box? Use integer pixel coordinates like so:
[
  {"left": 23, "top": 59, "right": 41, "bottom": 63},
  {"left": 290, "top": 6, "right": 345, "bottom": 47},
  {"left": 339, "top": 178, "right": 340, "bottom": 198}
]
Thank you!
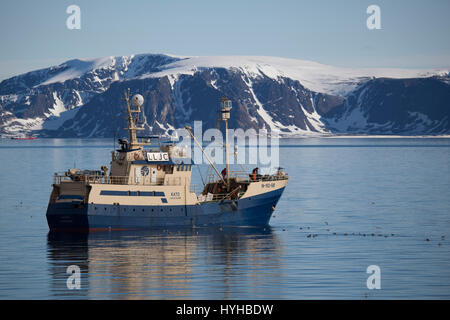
[{"left": 47, "top": 227, "right": 282, "bottom": 299}]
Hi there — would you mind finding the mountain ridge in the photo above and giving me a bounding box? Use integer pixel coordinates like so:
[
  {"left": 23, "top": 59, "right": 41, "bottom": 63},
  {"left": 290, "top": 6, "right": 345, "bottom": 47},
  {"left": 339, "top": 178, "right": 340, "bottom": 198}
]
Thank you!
[{"left": 0, "top": 53, "right": 448, "bottom": 137}]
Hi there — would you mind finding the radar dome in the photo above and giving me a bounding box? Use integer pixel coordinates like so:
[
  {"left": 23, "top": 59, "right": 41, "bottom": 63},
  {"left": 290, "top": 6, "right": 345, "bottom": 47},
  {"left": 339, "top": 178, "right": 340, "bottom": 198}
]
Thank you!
[{"left": 131, "top": 94, "right": 144, "bottom": 107}]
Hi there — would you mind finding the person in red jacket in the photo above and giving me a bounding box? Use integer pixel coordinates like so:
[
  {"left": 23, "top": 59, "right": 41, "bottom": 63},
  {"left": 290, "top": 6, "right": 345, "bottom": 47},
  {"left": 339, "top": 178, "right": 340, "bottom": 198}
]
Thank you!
[
  {"left": 252, "top": 167, "right": 259, "bottom": 181},
  {"left": 221, "top": 168, "right": 227, "bottom": 180}
]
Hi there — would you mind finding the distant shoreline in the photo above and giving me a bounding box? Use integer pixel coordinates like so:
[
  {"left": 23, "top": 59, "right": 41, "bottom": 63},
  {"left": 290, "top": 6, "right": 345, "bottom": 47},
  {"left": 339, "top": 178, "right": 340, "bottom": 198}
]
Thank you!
[
  {"left": 2, "top": 135, "right": 450, "bottom": 140},
  {"left": 319, "top": 135, "right": 450, "bottom": 139}
]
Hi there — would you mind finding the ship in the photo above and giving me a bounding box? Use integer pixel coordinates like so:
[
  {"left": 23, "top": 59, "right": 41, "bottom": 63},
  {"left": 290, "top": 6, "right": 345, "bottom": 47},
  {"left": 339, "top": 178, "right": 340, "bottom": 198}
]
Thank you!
[
  {"left": 46, "top": 92, "right": 288, "bottom": 231},
  {"left": 11, "top": 136, "right": 36, "bottom": 140}
]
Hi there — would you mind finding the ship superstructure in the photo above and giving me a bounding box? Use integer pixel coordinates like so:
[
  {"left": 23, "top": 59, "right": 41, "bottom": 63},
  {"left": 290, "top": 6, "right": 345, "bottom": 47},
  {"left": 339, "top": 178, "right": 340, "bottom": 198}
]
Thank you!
[{"left": 46, "top": 92, "right": 288, "bottom": 231}]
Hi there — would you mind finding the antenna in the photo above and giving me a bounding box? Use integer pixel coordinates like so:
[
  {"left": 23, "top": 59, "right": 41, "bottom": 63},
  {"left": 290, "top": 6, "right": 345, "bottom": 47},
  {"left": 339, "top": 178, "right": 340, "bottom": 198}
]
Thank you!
[
  {"left": 220, "top": 97, "right": 232, "bottom": 191},
  {"left": 123, "top": 90, "right": 145, "bottom": 148}
]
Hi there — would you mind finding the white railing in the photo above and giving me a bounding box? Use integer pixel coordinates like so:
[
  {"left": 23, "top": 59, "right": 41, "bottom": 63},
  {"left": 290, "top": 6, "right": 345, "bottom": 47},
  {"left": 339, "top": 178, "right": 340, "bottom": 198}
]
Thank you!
[{"left": 53, "top": 174, "right": 192, "bottom": 187}]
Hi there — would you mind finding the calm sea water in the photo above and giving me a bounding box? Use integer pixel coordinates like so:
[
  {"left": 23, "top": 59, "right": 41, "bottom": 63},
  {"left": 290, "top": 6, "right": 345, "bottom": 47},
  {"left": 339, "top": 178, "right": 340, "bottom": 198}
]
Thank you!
[{"left": 0, "top": 137, "right": 449, "bottom": 299}]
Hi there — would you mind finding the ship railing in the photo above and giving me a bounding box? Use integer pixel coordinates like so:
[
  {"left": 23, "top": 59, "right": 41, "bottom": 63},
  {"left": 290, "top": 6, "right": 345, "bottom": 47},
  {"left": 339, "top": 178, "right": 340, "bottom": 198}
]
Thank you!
[
  {"left": 204, "top": 171, "right": 289, "bottom": 185},
  {"left": 244, "top": 173, "right": 289, "bottom": 182},
  {"left": 53, "top": 173, "right": 200, "bottom": 189},
  {"left": 53, "top": 174, "right": 187, "bottom": 186},
  {"left": 197, "top": 190, "right": 246, "bottom": 203},
  {"left": 54, "top": 171, "right": 287, "bottom": 187},
  {"left": 98, "top": 176, "right": 181, "bottom": 186},
  {"left": 53, "top": 174, "right": 104, "bottom": 185}
]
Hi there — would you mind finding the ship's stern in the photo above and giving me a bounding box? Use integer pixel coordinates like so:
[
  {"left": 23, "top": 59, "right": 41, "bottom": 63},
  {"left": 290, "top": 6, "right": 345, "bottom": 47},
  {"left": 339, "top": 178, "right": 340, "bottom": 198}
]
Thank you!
[{"left": 46, "top": 182, "right": 90, "bottom": 231}]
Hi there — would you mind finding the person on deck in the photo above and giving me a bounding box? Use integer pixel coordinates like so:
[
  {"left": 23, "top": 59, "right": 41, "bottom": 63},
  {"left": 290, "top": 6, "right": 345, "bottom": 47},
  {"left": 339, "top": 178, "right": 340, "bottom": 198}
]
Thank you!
[
  {"left": 221, "top": 168, "right": 227, "bottom": 180},
  {"left": 252, "top": 167, "right": 259, "bottom": 181}
]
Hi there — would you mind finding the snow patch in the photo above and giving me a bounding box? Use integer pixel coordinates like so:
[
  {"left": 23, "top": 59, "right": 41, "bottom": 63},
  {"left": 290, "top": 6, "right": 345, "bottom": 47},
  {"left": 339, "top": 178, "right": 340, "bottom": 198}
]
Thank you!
[
  {"left": 41, "top": 57, "right": 115, "bottom": 85},
  {"left": 140, "top": 55, "right": 446, "bottom": 96},
  {"left": 45, "top": 92, "right": 67, "bottom": 117}
]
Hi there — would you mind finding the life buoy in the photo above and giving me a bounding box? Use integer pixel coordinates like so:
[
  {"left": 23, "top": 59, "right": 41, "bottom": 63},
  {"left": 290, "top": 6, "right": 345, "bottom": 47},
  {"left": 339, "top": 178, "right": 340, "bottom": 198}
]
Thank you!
[
  {"left": 157, "top": 165, "right": 162, "bottom": 171},
  {"left": 134, "top": 153, "right": 139, "bottom": 160}
]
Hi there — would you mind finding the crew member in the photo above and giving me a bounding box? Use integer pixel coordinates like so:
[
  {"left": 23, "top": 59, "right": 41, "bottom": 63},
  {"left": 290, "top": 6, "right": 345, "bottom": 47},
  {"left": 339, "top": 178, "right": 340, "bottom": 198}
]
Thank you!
[
  {"left": 221, "top": 168, "right": 227, "bottom": 180},
  {"left": 252, "top": 167, "right": 259, "bottom": 181}
]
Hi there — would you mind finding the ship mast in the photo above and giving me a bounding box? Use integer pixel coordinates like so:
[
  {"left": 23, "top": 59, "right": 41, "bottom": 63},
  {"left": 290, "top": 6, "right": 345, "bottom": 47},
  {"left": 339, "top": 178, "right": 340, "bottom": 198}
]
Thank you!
[
  {"left": 221, "top": 97, "right": 232, "bottom": 191},
  {"left": 123, "top": 90, "right": 144, "bottom": 149}
]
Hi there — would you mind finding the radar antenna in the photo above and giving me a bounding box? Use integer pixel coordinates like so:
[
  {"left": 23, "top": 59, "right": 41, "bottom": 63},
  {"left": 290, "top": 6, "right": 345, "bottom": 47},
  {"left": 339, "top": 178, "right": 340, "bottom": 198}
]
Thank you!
[{"left": 123, "top": 90, "right": 145, "bottom": 148}]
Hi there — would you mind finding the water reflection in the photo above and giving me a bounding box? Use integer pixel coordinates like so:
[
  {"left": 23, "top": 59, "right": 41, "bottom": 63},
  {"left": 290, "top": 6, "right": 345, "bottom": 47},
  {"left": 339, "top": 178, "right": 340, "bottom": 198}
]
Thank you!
[{"left": 47, "top": 227, "right": 282, "bottom": 299}]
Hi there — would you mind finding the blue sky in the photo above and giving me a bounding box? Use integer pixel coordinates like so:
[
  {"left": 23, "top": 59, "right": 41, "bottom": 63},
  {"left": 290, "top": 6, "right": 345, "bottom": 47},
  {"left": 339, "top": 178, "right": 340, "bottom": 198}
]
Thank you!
[{"left": 0, "top": 0, "right": 449, "bottom": 79}]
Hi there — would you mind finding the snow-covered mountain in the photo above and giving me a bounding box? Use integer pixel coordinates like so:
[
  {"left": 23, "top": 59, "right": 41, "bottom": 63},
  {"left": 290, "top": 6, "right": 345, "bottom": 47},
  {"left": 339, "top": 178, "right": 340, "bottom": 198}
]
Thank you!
[{"left": 0, "top": 53, "right": 448, "bottom": 137}]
